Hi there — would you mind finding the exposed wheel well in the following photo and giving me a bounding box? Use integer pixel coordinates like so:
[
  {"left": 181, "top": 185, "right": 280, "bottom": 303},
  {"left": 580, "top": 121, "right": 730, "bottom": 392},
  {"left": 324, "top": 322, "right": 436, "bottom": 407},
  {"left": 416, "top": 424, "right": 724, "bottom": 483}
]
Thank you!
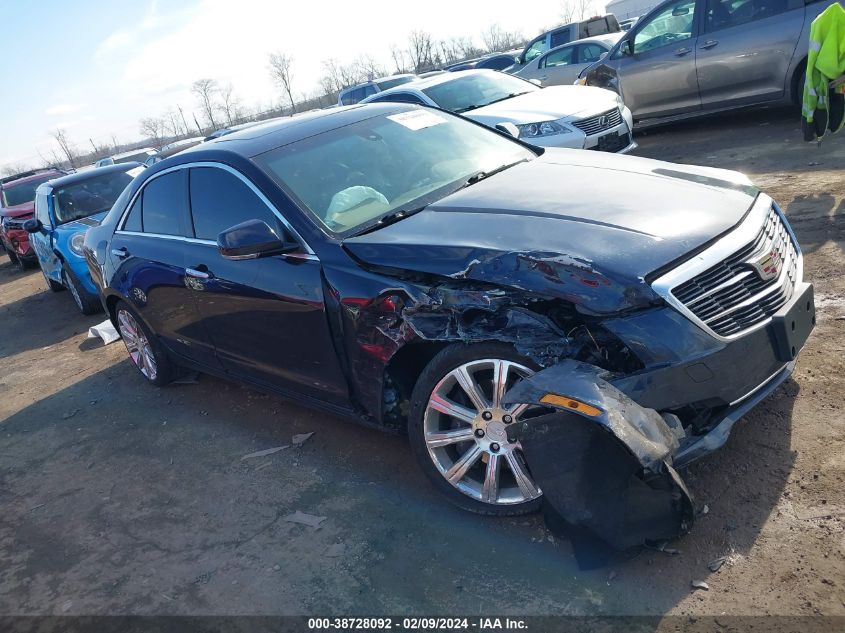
[
  {"left": 382, "top": 341, "right": 449, "bottom": 431},
  {"left": 790, "top": 57, "right": 807, "bottom": 106},
  {"left": 105, "top": 294, "right": 122, "bottom": 328}
]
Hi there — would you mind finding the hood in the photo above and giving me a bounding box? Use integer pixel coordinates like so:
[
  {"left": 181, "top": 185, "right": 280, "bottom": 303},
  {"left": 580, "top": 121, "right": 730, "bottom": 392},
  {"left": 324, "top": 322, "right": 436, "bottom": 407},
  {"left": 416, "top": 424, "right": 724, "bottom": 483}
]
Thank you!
[
  {"left": 0, "top": 201, "right": 34, "bottom": 219},
  {"left": 467, "top": 86, "right": 619, "bottom": 125},
  {"left": 343, "top": 150, "right": 759, "bottom": 314},
  {"left": 58, "top": 211, "right": 108, "bottom": 231}
]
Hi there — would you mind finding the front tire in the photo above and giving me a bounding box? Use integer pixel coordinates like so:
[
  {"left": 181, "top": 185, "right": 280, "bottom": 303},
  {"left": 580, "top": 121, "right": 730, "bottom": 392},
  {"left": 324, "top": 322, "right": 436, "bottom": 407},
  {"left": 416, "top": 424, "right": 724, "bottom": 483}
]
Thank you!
[
  {"left": 114, "top": 300, "right": 175, "bottom": 387},
  {"left": 62, "top": 266, "right": 101, "bottom": 315},
  {"left": 409, "top": 343, "right": 544, "bottom": 516}
]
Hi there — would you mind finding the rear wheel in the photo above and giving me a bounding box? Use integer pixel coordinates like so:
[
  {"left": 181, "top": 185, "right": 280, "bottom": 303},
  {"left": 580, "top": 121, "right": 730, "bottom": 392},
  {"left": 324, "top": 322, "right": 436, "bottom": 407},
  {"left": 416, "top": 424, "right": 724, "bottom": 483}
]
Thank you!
[
  {"left": 62, "top": 266, "right": 101, "bottom": 315},
  {"left": 409, "top": 343, "right": 545, "bottom": 516},
  {"left": 114, "top": 300, "right": 175, "bottom": 387}
]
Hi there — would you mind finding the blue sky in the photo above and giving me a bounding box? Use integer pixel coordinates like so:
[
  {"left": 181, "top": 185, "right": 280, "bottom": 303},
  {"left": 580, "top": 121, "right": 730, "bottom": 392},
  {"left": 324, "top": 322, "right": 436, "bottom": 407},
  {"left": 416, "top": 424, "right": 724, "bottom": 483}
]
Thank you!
[{"left": 0, "top": 0, "right": 581, "bottom": 170}]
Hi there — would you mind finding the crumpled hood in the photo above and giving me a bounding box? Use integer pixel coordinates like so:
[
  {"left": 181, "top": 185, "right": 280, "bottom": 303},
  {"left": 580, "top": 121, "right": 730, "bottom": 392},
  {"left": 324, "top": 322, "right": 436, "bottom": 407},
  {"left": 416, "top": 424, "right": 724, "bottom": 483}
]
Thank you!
[
  {"left": 343, "top": 150, "right": 759, "bottom": 314},
  {"left": 467, "top": 86, "right": 619, "bottom": 125},
  {"left": 0, "top": 201, "right": 34, "bottom": 219}
]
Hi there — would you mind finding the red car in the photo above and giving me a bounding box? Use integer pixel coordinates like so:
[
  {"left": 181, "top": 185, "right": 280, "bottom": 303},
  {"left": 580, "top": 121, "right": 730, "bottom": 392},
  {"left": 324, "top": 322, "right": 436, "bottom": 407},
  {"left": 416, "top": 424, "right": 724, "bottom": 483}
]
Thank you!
[{"left": 1, "top": 169, "right": 65, "bottom": 270}]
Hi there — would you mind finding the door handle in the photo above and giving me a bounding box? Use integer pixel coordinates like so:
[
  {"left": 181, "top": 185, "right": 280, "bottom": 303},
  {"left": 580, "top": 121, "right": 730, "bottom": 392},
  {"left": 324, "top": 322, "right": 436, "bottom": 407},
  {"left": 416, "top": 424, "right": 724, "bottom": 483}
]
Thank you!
[
  {"left": 699, "top": 39, "right": 719, "bottom": 49},
  {"left": 111, "top": 247, "right": 129, "bottom": 259},
  {"left": 675, "top": 47, "right": 692, "bottom": 56},
  {"left": 186, "top": 266, "right": 212, "bottom": 280}
]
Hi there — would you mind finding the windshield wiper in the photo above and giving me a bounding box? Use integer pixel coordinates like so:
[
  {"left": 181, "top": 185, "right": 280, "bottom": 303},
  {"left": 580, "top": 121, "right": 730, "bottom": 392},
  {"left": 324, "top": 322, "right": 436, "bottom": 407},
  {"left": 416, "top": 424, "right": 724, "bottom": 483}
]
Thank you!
[
  {"left": 455, "top": 93, "right": 526, "bottom": 113},
  {"left": 463, "top": 158, "right": 529, "bottom": 187},
  {"left": 351, "top": 205, "right": 426, "bottom": 237}
]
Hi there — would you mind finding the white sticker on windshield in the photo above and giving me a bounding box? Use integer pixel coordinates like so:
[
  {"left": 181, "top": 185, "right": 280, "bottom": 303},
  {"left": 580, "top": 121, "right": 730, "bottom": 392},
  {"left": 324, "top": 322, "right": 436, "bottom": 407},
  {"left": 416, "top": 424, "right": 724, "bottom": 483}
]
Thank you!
[{"left": 387, "top": 110, "right": 447, "bottom": 131}]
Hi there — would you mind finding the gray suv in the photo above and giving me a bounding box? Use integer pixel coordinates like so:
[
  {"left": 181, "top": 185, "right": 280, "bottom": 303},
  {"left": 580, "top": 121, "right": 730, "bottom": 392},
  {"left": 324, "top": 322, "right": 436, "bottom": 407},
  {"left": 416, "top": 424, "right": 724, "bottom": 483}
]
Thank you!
[{"left": 580, "top": 0, "right": 836, "bottom": 124}]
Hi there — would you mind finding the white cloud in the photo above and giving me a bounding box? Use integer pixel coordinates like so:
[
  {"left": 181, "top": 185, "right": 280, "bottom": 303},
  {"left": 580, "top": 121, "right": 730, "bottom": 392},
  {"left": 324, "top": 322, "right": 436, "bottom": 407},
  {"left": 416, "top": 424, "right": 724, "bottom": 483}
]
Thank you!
[{"left": 45, "top": 103, "right": 84, "bottom": 116}]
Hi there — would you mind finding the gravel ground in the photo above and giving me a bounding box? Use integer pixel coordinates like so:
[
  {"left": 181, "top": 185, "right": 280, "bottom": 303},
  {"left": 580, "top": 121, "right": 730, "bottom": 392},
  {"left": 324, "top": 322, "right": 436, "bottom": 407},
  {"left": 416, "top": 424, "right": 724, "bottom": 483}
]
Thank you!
[{"left": 0, "top": 107, "right": 843, "bottom": 619}]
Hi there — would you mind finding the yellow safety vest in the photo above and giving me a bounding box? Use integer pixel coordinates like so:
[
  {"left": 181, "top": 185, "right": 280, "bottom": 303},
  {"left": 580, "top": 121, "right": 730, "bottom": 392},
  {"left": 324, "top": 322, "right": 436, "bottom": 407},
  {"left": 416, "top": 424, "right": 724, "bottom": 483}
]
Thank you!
[{"left": 803, "top": 2, "right": 845, "bottom": 123}]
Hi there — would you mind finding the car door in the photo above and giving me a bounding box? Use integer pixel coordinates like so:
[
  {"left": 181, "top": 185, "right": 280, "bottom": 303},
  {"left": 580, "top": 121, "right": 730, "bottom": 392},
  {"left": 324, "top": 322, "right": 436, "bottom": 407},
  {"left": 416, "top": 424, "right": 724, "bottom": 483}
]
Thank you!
[
  {"left": 180, "top": 165, "right": 349, "bottom": 406},
  {"left": 109, "top": 169, "right": 219, "bottom": 367},
  {"left": 695, "top": 0, "right": 804, "bottom": 108},
  {"left": 533, "top": 45, "right": 579, "bottom": 85},
  {"left": 31, "top": 191, "right": 61, "bottom": 281},
  {"left": 612, "top": 0, "right": 703, "bottom": 118}
]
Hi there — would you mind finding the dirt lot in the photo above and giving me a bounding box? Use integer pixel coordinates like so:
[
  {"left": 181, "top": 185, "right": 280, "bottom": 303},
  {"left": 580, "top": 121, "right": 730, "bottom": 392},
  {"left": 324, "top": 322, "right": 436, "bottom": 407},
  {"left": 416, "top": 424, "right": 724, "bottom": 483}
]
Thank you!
[{"left": 1, "top": 107, "right": 843, "bottom": 619}]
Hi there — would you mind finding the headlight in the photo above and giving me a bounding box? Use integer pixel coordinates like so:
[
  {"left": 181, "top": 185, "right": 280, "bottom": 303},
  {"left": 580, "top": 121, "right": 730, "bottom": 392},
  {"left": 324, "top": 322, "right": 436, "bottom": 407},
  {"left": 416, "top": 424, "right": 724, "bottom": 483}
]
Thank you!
[
  {"left": 70, "top": 233, "right": 85, "bottom": 256},
  {"left": 518, "top": 121, "right": 571, "bottom": 138}
]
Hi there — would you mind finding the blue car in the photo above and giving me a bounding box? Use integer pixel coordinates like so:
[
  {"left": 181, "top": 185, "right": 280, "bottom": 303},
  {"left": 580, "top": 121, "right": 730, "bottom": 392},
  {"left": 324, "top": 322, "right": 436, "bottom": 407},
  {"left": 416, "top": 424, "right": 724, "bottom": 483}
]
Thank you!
[{"left": 26, "top": 163, "right": 140, "bottom": 314}]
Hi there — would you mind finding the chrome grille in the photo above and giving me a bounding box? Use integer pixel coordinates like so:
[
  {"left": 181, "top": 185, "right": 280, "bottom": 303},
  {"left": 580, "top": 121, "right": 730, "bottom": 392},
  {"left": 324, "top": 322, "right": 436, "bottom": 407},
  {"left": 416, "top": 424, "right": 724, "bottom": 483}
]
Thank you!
[
  {"left": 571, "top": 108, "right": 623, "bottom": 136},
  {"left": 669, "top": 206, "right": 799, "bottom": 337}
]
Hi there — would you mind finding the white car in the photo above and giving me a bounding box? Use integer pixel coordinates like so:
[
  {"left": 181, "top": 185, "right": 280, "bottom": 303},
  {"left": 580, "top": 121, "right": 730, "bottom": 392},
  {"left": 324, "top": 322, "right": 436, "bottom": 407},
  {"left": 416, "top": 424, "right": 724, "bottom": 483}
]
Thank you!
[{"left": 361, "top": 69, "right": 635, "bottom": 153}]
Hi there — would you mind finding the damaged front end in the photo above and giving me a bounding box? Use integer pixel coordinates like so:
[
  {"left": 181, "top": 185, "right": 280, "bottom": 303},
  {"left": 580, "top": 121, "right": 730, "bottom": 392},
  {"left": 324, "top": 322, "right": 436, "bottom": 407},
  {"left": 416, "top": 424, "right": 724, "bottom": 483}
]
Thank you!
[{"left": 504, "top": 361, "right": 695, "bottom": 565}]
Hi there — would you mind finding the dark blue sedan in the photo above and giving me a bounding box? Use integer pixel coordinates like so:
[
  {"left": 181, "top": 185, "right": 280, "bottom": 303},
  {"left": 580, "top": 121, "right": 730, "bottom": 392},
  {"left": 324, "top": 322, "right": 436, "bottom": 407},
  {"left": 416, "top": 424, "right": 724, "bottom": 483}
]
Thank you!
[{"left": 83, "top": 104, "right": 813, "bottom": 548}]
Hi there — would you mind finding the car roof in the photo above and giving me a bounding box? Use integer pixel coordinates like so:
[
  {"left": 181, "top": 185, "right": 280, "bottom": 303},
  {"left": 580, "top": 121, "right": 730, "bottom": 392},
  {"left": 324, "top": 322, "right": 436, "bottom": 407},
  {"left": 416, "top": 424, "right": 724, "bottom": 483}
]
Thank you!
[
  {"left": 1, "top": 169, "right": 65, "bottom": 188},
  {"left": 175, "top": 103, "right": 414, "bottom": 159},
  {"left": 112, "top": 147, "right": 156, "bottom": 159},
  {"left": 35, "top": 162, "right": 140, "bottom": 191},
  {"left": 365, "top": 69, "right": 510, "bottom": 96}
]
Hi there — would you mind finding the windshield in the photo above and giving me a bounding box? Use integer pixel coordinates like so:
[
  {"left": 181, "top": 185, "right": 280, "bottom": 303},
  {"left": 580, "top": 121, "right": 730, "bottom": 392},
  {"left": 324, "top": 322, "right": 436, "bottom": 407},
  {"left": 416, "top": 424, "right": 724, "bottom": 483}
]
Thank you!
[
  {"left": 422, "top": 73, "right": 538, "bottom": 113},
  {"left": 116, "top": 151, "right": 154, "bottom": 164},
  {"left": 52, "top": 170, "right": 134, "bottom": 225},
  {"left": 1, "top": 175, "right": 56, "bottom": 207},
  {"left": 256, "top": 109, "right": 535, "bottom": 237}
]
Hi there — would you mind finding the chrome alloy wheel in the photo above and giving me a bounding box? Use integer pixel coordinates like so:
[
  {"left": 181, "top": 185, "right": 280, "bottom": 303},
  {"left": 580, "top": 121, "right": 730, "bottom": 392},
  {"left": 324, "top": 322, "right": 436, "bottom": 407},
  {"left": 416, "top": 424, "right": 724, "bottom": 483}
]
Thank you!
[
  {"left": 117, "top": 309, "right": 157, "bottom": 381},
  {"left": 423, "top": 359, "right": 542, "bottom": 506}
]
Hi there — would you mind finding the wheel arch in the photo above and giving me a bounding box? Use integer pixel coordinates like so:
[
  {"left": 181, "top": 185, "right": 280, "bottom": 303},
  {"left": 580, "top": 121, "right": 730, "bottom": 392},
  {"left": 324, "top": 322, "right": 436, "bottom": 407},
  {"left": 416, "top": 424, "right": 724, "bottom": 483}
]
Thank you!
[
  {"left": 381, "top": 341, "right": 450, "bottom": 431},
  {"left": 790, "top": 56, "right": 807, "bottom": 106}
]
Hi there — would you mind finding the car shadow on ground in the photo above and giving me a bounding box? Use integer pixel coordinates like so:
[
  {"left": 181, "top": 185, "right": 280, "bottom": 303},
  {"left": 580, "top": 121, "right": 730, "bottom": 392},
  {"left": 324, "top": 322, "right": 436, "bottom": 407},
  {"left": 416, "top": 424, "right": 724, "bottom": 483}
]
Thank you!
[
  {"left": 0, "top": 351, "right": 799, "bottom": 615},
  {"left": 0, "top": 278, "right": 103, "bottom": 360}
]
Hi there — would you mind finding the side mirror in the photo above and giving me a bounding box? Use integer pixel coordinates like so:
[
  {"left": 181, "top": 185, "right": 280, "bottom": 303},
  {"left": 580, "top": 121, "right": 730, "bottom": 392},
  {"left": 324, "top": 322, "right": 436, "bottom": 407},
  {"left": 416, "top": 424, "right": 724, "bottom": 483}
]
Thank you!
[
  {"left": 217, "top": 219, "right": 299, "bottom": 260},
  {"left": 528, "top": 78, "right": 543, "bottom": 86},
  {"left": 622, "top": 39, "right": 634, "bottom": 56},
  {"left": 23, "top": 218, "right": 44, "bottom": 234},
  {"left": 495, "top": 122, "right": 521, "bottom": 138}
]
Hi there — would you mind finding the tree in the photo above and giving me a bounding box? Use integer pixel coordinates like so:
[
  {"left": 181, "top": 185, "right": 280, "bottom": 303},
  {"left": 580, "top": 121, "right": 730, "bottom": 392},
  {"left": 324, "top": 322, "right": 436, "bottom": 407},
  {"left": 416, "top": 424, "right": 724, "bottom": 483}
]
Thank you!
[
  {"left": 561, "top": 0, "right": 594, "bottom": 23},
  {"left": 220, "top": 83, "right": 241, "bottom": 125},
  {"left": 139, "top": 116, "right": 166, "bottom": 146},
  {"left": 480, "top": 24, "right": 524, "bottom": 53},
  {"left": 192, "top": 78, "right": 220, "bottom": 129},
  {"left": 268, "top": 53, "right": 297, "bottom": 114},
  {"left": 51, "top": 129, "right": 78, "bottom": 168},
  {"left": 1, "top": 162, "right": 33, "bottom": 177},
  {"left": 408, "top": 30, "right": 436, "bottom": 72},
  {"left": 390, "top": 45, "right": 410, "bottom": 73}
]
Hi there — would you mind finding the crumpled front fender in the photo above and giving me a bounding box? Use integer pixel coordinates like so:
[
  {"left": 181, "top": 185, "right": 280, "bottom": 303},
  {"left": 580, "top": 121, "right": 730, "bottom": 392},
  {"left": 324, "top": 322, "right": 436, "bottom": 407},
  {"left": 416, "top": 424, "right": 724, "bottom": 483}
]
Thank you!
[
  {"left": 504, "top": 360, "right": 694, "bottom": 561},
  {"left": 504, "top": 359, "right": 683, "bottom": 470}
]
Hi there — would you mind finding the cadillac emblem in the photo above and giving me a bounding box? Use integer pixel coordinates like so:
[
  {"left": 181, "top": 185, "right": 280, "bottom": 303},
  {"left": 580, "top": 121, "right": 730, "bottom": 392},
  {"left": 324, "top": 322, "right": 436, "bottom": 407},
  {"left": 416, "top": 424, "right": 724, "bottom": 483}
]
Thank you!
[{"left": 748, "top": 248, "right": 782, "bottom": 281}]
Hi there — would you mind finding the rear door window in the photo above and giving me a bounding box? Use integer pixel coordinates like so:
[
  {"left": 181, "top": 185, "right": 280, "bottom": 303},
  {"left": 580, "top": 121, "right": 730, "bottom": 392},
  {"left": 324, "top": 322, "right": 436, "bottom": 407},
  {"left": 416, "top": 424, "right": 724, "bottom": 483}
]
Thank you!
[
  {"left": 540, "top": 46, "right": 576, "bottom": 68},
  {"left": 141, "top": 171, "right": 185, "bottom": 235},
  {"left": 578, "top": 43, "right": 608, "bottom": 63},
  {"left": 704, "top": 0, "right": 791, "bottom": 32},
  {"left": 189, "top": 167, "right": 281, "bottom": 241}
]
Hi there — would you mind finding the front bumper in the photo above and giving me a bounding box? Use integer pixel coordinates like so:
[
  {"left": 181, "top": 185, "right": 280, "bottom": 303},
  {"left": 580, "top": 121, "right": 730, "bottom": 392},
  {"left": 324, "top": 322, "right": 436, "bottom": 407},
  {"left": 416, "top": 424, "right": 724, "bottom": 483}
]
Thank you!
[{"left": 2, "top": 229, "right": 34, "bottom": 258}]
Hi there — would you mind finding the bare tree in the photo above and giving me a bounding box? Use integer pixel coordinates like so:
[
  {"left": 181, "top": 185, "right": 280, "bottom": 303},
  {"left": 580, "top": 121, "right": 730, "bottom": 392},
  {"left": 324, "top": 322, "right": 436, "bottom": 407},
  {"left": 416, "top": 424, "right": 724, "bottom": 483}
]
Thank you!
[
  {"left": 192, "top": 78, "right": 220, "bottom": 129},
  {"left": 480, "top": 24, "right": 524, "bottom": 53},
  {"left": 177, "top": 106, "right": 191, "bottom": 136},
  {"left": 51, "top": 129, "right": 78, "bottom": 168},
  {"left": 139, "top": 116, "right": 166, "bottom": 146},
  {"left": 354, "top": 55, "right": 386, "bottom": 80},
  {"left": 220, "top": 83, "right": 241, "bottom": 125},
  {"left": 408, "top": 30, "right": 437, "bottom": 72},
  {"left": 1, "top": 162, "right": 34, "bottom": 177},
  {"left": 561, "top": 0, "right": 594, "bottom": 22},
  {"left": 390, "top": 45, "right": 410, "bottom": 73},
  {"left": 268, "top": 53, "right": 297, "bottom": 114}
]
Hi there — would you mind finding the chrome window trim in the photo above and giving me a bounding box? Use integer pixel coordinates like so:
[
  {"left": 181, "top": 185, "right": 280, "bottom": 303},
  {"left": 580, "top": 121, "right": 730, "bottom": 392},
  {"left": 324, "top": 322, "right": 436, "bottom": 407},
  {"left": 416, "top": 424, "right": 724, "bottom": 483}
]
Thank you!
[
  {"left": 116, "top": 161, "right": 316, "bottom": 255},
  {"left": 112, "top": 229, "right": 319, "bottom": 261},
  {"left": 651, "top": 194, "right": 803, "bottom": 342}
]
